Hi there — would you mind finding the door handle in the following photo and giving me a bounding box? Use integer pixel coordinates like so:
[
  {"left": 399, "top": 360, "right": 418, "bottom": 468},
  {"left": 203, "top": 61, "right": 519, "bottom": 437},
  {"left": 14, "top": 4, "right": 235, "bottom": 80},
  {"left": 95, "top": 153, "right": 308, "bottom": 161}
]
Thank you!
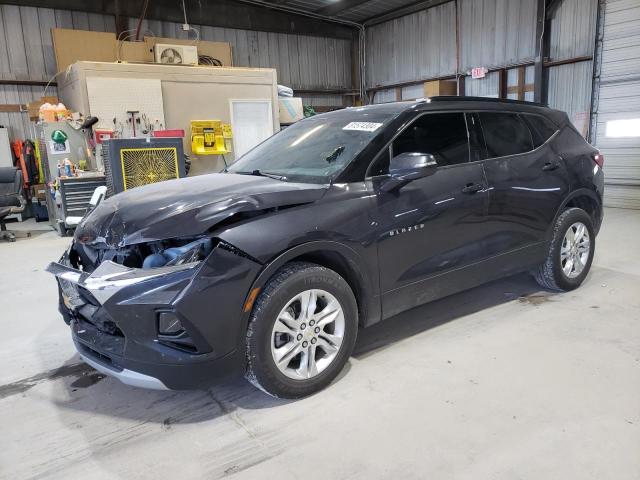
[
  {"left": 542, "top": 161, "right": 560, "bottom": 171},
  {"left": 462, "top": 183, "right": 484, "bottom": 194}
]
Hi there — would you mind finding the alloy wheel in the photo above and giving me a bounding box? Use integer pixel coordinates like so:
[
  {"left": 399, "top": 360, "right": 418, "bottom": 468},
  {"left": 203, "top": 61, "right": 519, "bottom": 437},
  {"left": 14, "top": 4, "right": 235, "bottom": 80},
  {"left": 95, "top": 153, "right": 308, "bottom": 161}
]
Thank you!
[
  {"left": 560, "top": 221, "right": 591, "bottom": 278},
  {"left": 270, "top": 289, "right": 345, "bottom": 380}
]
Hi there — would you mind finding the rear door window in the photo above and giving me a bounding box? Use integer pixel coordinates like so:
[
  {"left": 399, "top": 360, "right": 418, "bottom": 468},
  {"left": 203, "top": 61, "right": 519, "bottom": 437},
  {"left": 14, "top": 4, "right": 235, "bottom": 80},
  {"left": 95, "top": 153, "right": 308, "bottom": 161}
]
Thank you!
[
  {"left": 521, "top": 114, "right": 558, "bottom": 148},
  {"left": 478, "top": 112, "right": 533, "bottom": 158}
]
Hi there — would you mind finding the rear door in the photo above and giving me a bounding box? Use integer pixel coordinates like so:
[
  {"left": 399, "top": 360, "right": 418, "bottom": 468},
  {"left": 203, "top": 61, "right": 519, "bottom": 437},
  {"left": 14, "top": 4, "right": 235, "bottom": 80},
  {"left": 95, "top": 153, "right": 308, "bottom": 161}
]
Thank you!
[{"left": 477, "top": 111, "right": 570, "bottom": 256}]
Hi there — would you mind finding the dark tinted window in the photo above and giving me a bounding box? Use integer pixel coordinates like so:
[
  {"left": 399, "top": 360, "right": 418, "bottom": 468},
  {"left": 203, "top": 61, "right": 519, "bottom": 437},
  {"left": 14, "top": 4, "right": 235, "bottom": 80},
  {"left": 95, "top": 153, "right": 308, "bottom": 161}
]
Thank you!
[
  {"left": 478, "top": 112, "right": 533, "bottom": 158},
  {"left": 466, "top": 113, "right": 487, "bottom": 162},
  {"left": 369, "top": 146, "right": 391, "bottom": 177},
  {"left": 521, "top": 114, "right": 558, "bottom": 148},
  {"left": 393, "top": 113, "right": 469, "bottom": 167}
]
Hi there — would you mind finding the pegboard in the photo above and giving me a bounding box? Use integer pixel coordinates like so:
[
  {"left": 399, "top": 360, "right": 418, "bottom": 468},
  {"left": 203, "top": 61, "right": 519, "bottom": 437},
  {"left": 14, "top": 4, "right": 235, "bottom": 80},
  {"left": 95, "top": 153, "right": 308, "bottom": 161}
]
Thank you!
[{"left": 86, "top": 76, "right": 166, "bottom": 137}]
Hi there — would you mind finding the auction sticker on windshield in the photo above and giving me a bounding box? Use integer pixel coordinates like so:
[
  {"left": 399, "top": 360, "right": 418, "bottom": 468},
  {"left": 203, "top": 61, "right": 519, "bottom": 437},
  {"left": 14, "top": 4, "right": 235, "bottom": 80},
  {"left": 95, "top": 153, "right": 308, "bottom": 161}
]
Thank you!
[{"left": 342, "top": 122, "right": 383, "bottom": 132}]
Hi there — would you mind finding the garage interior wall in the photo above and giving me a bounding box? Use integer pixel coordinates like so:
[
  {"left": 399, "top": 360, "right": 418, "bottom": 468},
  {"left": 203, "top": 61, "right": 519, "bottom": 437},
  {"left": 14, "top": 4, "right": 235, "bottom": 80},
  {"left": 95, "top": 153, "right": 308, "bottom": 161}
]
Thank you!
[
  {"left": 0, "top": 4, "right": 353, "bottom": 142},
  {"left": 592, "top": 0, "right": 640, "bottom": 209},
  {"left": 365, "top": 1, "right": 457, "bottom": 101},
  {"left": 367, "top": 0, "right": 598, "bottom": 127},
  {"left": 546, "top": 0, "right": 598, "bottom": 135}
]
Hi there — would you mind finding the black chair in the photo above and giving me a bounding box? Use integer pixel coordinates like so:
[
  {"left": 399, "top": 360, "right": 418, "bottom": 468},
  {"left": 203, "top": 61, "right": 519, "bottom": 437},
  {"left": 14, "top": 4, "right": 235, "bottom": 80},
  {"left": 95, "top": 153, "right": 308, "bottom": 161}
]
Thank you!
[{"left": 0, "top": 167, "right": 27, "bottom": 242}]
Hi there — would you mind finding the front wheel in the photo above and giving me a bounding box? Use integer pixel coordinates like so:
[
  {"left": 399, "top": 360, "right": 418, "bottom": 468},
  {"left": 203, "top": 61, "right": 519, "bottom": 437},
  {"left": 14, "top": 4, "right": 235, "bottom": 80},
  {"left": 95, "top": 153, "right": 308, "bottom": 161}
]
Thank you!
[
  {"left": 245, "top": 262, "right": 358, "bottom": 398},
  {"left": 534, "top": 207, "right": 595, "bottom": 291}
]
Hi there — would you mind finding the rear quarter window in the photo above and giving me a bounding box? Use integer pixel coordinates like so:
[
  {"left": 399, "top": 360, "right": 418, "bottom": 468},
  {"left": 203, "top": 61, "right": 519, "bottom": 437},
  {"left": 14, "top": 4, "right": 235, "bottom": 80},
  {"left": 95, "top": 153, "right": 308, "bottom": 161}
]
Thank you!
[
  {"left": 521, "top": 114, "right": 558, "bottom": 148},
  {"left": 478, "top": 112, "right": 533, "bottom": 158}
]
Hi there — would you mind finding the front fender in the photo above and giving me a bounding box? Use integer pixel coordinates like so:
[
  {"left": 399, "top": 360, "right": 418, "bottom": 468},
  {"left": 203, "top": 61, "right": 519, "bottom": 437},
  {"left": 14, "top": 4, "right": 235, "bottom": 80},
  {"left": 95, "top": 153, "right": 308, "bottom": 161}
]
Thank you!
[{"left": 236, "top": 240, "right": 382, "bottom": 338}]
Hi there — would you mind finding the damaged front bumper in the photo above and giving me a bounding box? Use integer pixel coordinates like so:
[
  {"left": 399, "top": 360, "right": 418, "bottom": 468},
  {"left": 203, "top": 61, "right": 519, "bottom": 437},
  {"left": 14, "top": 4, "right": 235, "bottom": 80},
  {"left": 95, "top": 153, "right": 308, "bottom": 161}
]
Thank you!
[{"left": 47, "top": 242, "right": 263, "bottom": 390}]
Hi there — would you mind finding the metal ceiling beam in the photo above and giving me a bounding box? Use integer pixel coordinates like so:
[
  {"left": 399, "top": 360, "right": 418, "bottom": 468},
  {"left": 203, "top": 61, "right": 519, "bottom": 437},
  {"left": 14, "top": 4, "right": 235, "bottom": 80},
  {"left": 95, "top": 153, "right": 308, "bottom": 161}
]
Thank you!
[
  {"left": 534, "top": 0, "right": 547, "bottom": 103},
  {"left": 315, "top": 0, "right": 372, "bottom": 16},
  {"left": 362, "top": 0, "right": 453, "bottom": 26},
  {"left": 1, "top": 0, "right": 357, "bottom": 39},
  {"left": 545, "top": 0, "right": 565, "bottom": 19}
]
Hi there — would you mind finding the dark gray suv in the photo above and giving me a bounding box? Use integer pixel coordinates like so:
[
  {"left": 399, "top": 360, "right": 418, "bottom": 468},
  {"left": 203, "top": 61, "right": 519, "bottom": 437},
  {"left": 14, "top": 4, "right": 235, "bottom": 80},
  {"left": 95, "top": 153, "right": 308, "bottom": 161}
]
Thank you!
[{"left": 48, "top": 97, "right": 604, "bottom": 398}]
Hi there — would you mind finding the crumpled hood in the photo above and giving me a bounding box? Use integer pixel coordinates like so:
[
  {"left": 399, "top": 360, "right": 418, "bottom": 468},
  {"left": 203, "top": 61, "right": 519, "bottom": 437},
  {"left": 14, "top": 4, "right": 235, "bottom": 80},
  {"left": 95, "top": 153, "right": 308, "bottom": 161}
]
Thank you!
[{"left": 75, "top": 173, "right": 327, "bottom": 247}]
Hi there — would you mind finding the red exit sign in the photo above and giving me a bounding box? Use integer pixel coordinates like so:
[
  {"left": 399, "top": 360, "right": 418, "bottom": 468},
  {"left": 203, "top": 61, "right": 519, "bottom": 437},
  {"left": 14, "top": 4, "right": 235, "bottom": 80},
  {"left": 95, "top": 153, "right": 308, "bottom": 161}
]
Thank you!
[{"left": 471, "top": 67, "right": 488, "bottom": 79}]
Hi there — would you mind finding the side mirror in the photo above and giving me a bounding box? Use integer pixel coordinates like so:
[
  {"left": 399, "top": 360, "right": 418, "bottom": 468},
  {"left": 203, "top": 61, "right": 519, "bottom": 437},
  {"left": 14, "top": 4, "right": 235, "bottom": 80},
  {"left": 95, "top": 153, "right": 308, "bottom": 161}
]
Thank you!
[{"left": 381, "top": 152, "right": 437, "bottom": 192}]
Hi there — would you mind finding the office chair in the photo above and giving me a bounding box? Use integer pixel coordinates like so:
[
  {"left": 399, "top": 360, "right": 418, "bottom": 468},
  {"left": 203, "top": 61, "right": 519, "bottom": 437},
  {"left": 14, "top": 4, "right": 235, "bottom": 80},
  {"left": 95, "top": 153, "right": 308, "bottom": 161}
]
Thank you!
[{"left": 0, "top": 167, "right": 27, "bottom": 242}]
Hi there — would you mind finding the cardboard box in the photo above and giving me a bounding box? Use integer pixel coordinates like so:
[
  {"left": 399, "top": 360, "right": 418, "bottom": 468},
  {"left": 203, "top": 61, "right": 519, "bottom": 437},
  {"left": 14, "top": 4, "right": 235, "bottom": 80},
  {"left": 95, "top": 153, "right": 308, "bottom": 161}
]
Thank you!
[
  {"left": 423, "top": 80, "right": 457, "bottom": 97},
  {"left": 51, "top": 28, "right": 233, "bottom": 71},
  {"left": 119, "top": 41, "right": 153, "bottom": 63},
  {"left": 279, "top": 97, "right": 304, "bottom": 124},
  {"left": 27, "top": 96, "right": 59, "bottom": 121},
  {"left": 31, "top": 183, "right": 47, "bottom": 201}
]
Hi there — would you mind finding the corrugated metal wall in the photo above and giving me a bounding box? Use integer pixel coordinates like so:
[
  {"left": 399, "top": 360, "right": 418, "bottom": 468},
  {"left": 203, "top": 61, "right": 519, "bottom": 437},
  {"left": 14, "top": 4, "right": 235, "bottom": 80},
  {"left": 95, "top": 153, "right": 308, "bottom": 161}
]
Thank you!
[
  {"left": 366, "top": 0, "right": 599, "bottom": 127},
  {"left": 459, "top": 0, "right": 536, "bottom": 71},
  {"left": 465, "top": 71, "right": 500, "bottom": 97},
  {"left": 365, "top": 1, "right": 456, "bottom": 94},
  {"left": 0, "top": 6, "right": 118, "bottom": 142},
  {"left": 367, "top": 0, "right": 539, "bottom": 102},
  {"left": 0, "top": 4, "right": 353, "bottom": 142},
  {"left": 546, "top": 0, "right": 598, "bottom": 133},
  {"left": 593, "top": 0, "right": 640, "bottom": 208},
  {"left": 126, "top": 18, "right": 353, "bottom": 93}
]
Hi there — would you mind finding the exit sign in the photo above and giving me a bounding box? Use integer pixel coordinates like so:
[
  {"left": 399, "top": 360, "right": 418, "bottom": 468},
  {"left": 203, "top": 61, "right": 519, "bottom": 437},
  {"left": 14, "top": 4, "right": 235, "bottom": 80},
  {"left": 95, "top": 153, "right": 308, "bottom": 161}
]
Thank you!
[{"left": 471, "top": 67, "right": 488, "bottom": 79}]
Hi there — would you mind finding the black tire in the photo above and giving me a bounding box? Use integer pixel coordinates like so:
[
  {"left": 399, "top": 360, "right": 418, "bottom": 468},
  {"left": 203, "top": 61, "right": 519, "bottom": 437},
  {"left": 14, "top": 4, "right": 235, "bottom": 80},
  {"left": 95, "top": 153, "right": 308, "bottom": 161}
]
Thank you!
[
  {"left": 245, "top": 261, "right": 358, "bottom": 399},
  {"left": 534, "top": 207, "right": 595, "bottom": 291}
]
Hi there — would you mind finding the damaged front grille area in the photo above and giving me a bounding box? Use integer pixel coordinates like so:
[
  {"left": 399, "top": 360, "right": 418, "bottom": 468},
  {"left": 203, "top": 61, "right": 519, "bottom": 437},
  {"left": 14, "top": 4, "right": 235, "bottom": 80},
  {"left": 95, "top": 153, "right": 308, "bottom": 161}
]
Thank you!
[
  {"left": 56, "top": 264, "right": 125, "bottom": 337},
  {"left": 60, "top": 280, "right": 125, "bottom": 337},
  {"left": 76, "top": 302, "right": 124, "bottom": 337}
]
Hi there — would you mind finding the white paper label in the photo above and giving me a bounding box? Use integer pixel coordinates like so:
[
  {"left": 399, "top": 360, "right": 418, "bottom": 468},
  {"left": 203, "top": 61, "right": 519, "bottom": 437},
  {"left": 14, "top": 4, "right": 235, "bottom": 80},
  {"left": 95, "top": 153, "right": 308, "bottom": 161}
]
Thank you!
[{"left": 342, "top": 122, "right": 383, "bottom": 132}]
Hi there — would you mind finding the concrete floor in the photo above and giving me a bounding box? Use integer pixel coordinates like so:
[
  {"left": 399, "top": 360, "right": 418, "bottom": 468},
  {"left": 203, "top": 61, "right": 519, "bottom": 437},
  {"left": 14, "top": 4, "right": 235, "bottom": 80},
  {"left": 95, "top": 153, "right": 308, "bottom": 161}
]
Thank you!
[{"left": 0, "top": 208, "right": 638, "bottom": 479}]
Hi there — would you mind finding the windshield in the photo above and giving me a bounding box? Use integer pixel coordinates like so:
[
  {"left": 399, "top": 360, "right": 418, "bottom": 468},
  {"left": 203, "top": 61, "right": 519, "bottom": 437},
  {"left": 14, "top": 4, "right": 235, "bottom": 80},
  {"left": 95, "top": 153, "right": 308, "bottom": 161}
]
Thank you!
[{"left": 227, "top": 109, "right": 397, "bottom": 184}]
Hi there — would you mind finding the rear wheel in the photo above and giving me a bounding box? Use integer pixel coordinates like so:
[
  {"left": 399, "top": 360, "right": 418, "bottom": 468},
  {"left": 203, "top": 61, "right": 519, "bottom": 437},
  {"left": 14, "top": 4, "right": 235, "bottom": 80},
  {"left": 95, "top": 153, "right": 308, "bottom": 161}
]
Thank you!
[
  {"left": 534, "top": 207, "right": 595, "bottom": 291},
  {"left": 245, "top": 262, "right": 358, "bottom": 398}
]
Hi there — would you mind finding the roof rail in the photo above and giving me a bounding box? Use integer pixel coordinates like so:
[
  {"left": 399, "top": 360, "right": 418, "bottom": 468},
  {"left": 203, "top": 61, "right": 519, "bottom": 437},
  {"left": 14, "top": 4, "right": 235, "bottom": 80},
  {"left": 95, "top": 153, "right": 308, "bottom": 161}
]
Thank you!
[{"left": 425, "top": 96, "right": 548, "bottom": 107}]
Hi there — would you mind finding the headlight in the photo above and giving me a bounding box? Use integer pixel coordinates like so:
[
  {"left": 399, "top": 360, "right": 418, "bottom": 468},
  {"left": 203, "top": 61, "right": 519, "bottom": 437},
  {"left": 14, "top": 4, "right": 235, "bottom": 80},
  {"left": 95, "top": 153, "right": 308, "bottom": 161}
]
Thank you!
[{"left": 142, "top": 238, "right": 213, "bottom": 269}]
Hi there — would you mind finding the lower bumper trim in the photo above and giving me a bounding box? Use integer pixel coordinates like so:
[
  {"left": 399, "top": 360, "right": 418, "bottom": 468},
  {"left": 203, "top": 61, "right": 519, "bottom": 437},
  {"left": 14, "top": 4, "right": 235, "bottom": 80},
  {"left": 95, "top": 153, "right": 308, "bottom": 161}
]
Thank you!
[{"left": 78, "top": 353, "right": 169, "bottom": 390}]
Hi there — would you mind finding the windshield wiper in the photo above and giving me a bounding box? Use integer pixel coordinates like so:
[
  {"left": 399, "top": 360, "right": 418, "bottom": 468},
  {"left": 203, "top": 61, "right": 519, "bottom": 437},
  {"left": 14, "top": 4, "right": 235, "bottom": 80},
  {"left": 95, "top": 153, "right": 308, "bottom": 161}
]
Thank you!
[
  {"left": 323, "top": 145, "right": 345, "bottom": 163},
  {"left": 234, "top": 169, "right": 288, "bottom": 181}
]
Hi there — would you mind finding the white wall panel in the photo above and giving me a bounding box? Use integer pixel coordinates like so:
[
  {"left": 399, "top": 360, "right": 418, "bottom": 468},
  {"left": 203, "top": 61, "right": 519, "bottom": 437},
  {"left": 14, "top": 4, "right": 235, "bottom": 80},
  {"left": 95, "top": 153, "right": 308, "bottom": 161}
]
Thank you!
[{"left": 594, "top": 0, "right": 640, "bottom": 208}]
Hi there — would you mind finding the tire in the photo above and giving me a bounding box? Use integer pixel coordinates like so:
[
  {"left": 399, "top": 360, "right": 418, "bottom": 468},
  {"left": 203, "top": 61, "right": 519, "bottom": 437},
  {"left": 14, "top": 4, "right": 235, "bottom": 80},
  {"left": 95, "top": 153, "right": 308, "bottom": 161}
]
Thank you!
[
  {"left": 245, "top": 261, "right": 358, "bottom": 399},
  {"left": 534, "top": 207, "right": 595, "bottom": 291}
]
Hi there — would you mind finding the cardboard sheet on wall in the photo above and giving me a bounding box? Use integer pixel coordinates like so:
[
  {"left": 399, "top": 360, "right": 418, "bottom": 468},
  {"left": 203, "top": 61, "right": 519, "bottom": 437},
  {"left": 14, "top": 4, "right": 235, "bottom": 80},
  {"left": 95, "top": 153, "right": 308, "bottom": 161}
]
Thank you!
[
  {"left": 86, "top": 77, "right": 165, "bottom": 134},
  {"left": 52, "top": 29, "right": 117, "bottom": 72}
]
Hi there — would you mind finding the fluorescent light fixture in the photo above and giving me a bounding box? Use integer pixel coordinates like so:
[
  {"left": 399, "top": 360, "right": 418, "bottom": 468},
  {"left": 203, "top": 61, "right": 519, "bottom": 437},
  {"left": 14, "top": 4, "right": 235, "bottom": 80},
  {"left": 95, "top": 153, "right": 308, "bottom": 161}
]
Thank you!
[{"left": 605, "top": 118, "right": 640, "bottom": 137}]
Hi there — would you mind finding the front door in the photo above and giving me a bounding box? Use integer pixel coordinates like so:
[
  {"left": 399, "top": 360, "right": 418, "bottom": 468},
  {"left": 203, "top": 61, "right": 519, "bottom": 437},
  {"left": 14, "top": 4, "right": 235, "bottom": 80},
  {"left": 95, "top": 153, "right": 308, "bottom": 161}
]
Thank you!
[{"left": 370, "top": 112, "right": 490, "bottom": 319}]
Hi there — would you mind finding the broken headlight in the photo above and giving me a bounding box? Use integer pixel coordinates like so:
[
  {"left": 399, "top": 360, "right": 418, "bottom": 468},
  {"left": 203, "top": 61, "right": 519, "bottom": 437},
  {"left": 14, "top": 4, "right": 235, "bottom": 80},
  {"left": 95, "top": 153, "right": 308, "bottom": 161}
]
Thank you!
[{"left": 142, "top": 237, "right": 213, "bottom": 269}]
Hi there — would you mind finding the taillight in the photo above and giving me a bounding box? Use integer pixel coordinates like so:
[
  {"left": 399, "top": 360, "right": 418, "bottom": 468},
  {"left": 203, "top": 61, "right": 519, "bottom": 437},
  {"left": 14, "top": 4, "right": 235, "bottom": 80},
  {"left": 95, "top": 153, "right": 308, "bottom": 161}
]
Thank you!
[{"left": 593, "top": 153, "right": 604, "bottom": 168}]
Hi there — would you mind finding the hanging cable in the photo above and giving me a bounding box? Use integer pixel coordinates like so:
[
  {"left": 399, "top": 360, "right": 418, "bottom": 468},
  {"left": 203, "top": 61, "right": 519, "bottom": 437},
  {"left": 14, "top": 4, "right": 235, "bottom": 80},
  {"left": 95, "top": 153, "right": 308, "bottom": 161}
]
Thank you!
[
  {"left": 135, "top": 0, "right": 150, "bottom": 40},
  {"left": 182, "top": 0, "right": 189, "bottom": 25}
]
